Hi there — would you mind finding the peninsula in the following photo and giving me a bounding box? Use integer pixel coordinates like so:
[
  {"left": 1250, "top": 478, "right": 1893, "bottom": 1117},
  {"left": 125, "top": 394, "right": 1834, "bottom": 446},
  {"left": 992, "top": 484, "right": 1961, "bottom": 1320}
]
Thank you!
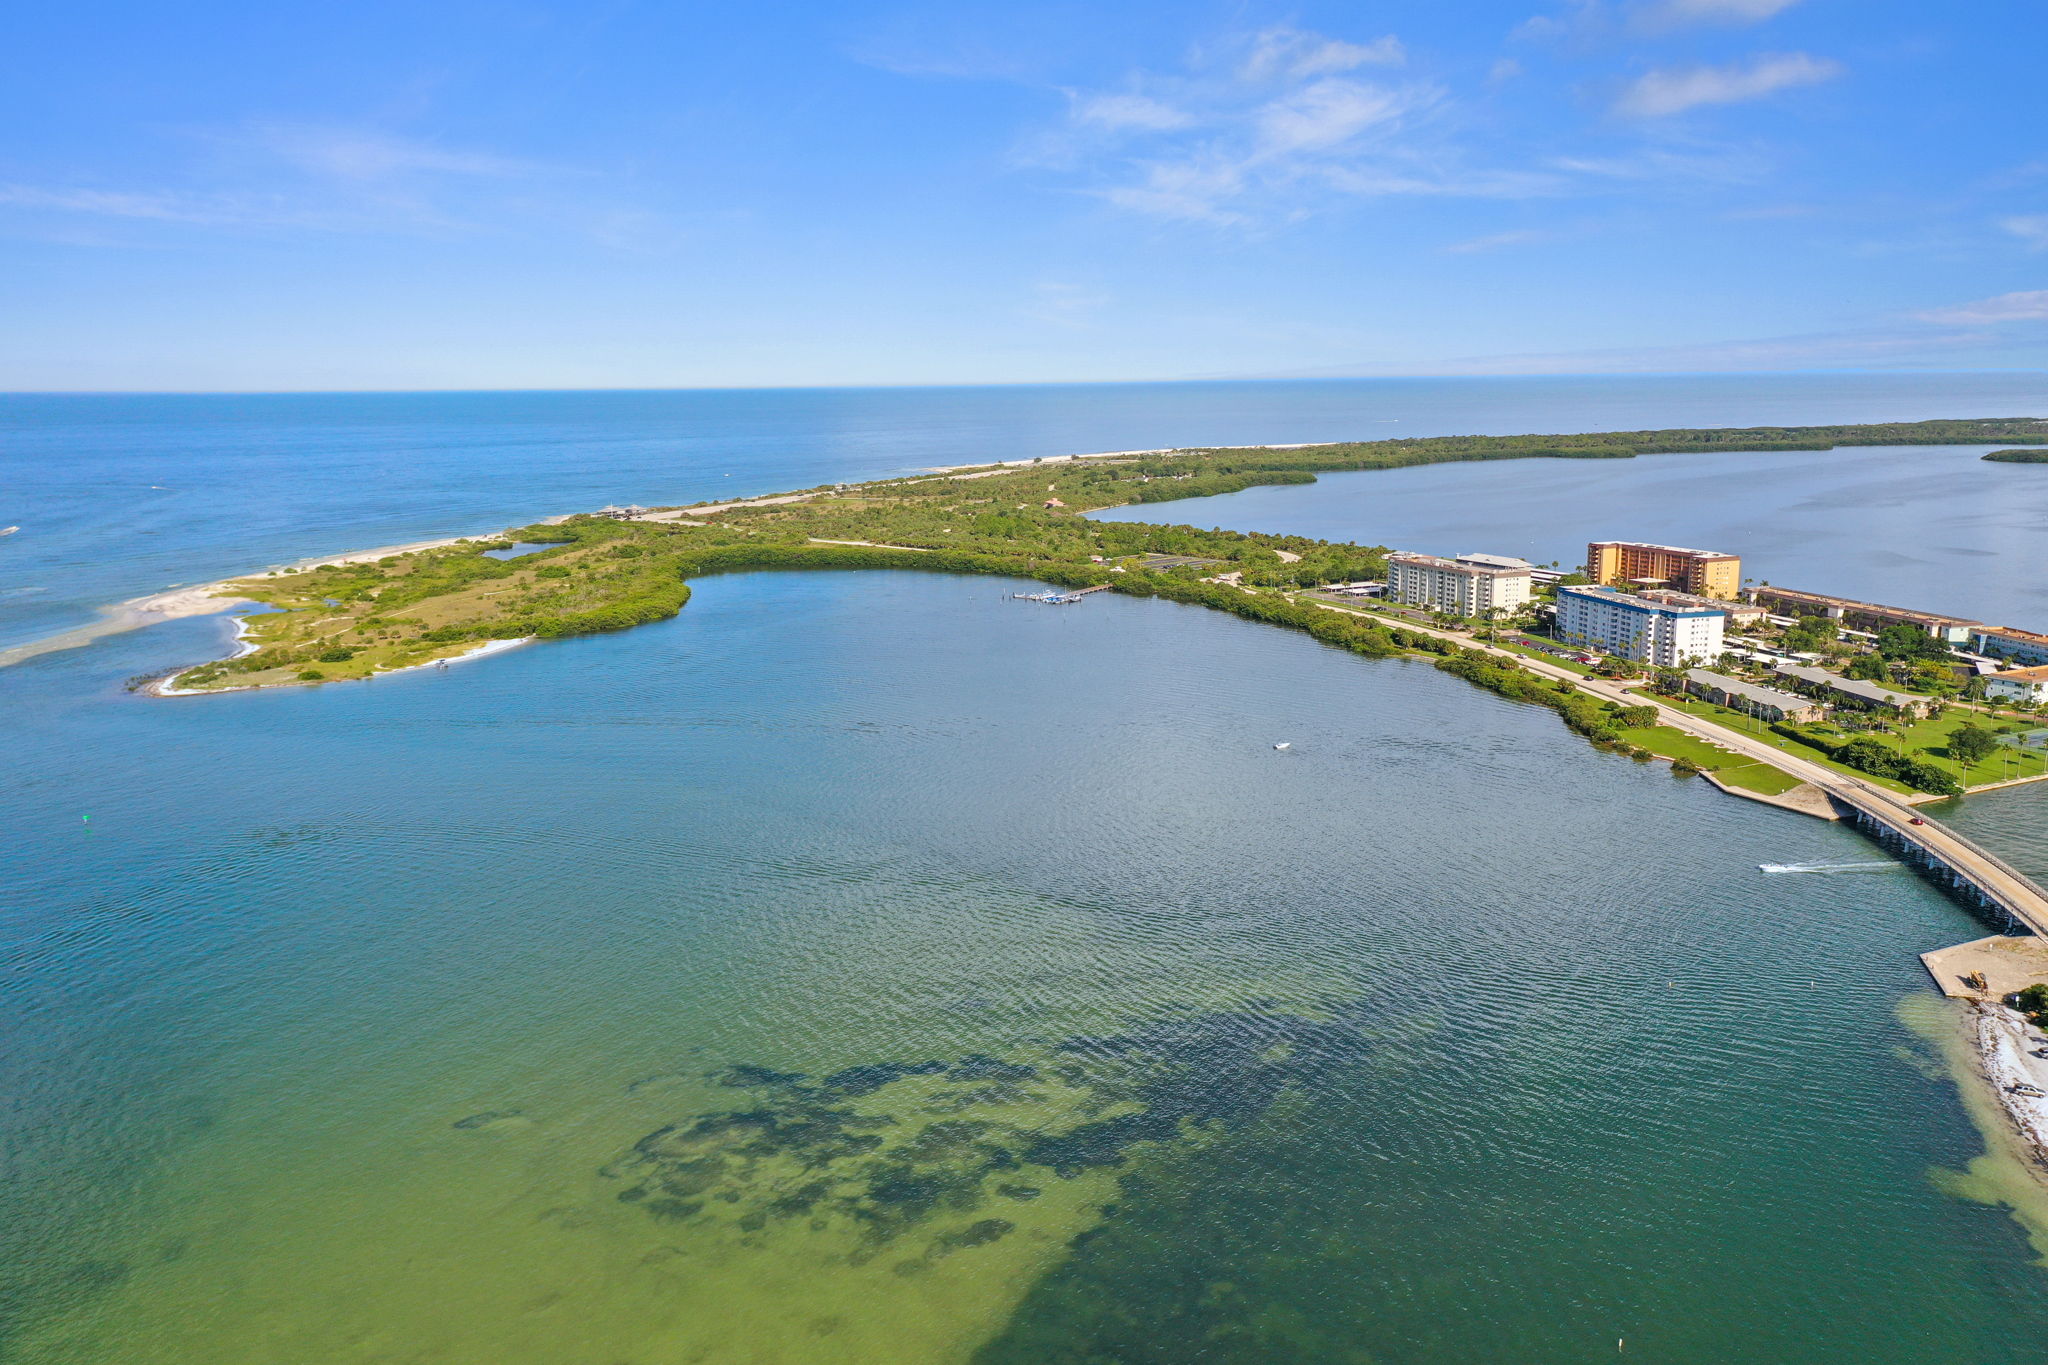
[
  {"left": 126, "top": 416, "right": 2045, "bottom": 701},
  {"left": 77, "top": 413, "right": 2048, "bottom": 1179}
]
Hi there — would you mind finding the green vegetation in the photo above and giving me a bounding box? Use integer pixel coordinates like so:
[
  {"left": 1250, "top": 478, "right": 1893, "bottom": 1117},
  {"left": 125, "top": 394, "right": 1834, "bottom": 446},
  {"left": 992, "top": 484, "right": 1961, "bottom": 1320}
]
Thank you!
[
  {"left": 159, "top": 416, "right": 2048, "bottom": 806},
  {"left": 1702, "top": 759, "right": 1808, "bottom": 796},
  {"left": 1780, "top": 614, "right": 1839, "bottom": 654},
  {"left": 1949, "top": 723, "right": 1999, "bottom": 766},
  {"left": 2013, "top": 983, "right": 2048, "bottom": 1027},
  {"left": 1874, "top": 622, "right": 1956, "bottom": 663},
  {"left": 1769, "top": 723, "right": 1963, "bottom": 796},
  {"left": 1983, "top": 448, "right": 2048, "bottom": 463},
  {"left": 1624, "top": 725, "right": 1806, "bottom": 794},
  {"left": 1649, "top": 695, "right": 1916, "bottom": 793}
]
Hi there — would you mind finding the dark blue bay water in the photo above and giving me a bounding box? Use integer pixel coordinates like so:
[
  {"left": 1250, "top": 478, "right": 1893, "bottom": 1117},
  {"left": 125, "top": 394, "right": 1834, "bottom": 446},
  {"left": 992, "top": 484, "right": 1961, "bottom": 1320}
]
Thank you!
[
  {"left": 1095, "top": 438, "right": 2048, "bottom": 631},
  {"left": 6, "top": 377, "right": 2048, "bottom": 1363}
]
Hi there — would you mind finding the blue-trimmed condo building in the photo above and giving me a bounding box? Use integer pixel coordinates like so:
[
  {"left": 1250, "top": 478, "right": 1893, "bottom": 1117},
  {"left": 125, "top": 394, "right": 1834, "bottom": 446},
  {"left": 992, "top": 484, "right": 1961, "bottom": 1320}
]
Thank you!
[{"left": 1555, "top": 585, "right": 1727, "bottom": 668}]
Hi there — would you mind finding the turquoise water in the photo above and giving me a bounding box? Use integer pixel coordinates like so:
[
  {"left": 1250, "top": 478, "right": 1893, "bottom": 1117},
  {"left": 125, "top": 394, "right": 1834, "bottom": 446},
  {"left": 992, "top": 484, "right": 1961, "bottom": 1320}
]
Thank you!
[{"left": 7, "top": 378, "right": 2048, "bottom": 1361}]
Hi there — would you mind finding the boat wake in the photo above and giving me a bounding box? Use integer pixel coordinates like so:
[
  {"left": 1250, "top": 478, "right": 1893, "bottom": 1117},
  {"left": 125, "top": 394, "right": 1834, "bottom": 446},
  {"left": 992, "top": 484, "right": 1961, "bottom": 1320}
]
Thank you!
[{"left": 1757, "top": 861, "right": 1900, "bottom": 875}]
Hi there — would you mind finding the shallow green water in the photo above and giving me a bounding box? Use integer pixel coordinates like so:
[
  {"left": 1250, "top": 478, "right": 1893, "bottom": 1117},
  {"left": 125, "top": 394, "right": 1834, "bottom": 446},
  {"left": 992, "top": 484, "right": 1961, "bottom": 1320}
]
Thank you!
[{"left": 6, "top": 570, "right": 2048, "bottom": 1363}]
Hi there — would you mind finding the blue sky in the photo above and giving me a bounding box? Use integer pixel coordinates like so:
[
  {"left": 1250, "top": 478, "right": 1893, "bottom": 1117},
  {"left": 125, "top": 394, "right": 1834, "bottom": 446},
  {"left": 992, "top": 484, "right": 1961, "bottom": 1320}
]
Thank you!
[{"left": 3, "top": 0, "right": 2044, "bottom": 390}]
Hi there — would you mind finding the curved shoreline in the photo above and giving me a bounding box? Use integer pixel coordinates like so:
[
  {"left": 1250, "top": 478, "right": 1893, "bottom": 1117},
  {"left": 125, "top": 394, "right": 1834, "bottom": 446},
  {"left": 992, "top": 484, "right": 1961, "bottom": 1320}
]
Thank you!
[
  {"left": 149, "top": 632, "right": 534, "bottom": 696},
  {"left": 0, "top": 530, "right": 518, "bottom": 671},
  {"left": 1975, "top": 1002, "right": 2048, "bottom": 1167},
  {"left": 11, "top": 421, "right": 2048, "bottom": 1193}
]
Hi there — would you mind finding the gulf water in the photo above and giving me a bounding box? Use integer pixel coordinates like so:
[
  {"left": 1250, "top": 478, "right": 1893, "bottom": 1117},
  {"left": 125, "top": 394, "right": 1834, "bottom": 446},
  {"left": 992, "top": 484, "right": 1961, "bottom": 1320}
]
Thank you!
[{"left": 6, "top": 376, "right": 2048, "bottom": 1363}]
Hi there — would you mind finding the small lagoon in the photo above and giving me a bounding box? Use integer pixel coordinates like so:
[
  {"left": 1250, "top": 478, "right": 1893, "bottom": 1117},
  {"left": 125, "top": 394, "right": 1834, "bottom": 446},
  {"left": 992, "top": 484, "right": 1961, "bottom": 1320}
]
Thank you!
[{"left": 481, "top": 541, "right": 567, "bottom": 561}]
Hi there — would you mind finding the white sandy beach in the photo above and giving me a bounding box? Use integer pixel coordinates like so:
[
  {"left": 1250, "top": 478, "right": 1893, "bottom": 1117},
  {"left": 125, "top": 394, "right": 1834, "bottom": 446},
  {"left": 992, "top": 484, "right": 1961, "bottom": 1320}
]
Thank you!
[
  {"left": 1977, "top": 1003, "right": 2048, "bottom": 1168},
  {"left": 0, "top": 530, "right": 520, "bottom": 671},
  {"left": 923, "top": 442, "right": 1326, "bottom": 475}
]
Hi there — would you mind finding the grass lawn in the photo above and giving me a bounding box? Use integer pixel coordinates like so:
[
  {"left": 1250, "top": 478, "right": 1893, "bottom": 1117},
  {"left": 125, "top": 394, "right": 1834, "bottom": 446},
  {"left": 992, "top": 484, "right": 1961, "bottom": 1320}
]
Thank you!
[
  {"left": 1615, "top": 724, "right": 1806, "bottom": 795},
  {"left": 1878, "top": 709, "right": 2048, "bottom": 788},
  {"left": 1643, "top": 694, "right": 1919, "bottom": 794},
  {"left": 1493, "top": 637, "right": 1595, "bottom": 675}
]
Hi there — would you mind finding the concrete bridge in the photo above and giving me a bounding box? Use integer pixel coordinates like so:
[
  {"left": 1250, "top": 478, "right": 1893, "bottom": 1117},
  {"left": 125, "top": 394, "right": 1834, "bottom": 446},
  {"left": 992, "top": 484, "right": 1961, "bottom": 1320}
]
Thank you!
[{"left": 1815, "top": 780, "right": 2048, "bottom": 936}]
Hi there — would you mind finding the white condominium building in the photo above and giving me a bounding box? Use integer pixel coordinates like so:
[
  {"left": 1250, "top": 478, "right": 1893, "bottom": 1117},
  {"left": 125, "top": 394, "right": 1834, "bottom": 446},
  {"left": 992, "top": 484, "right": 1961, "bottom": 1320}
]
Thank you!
[
  {"left": 1555, "top": 585, "right": 1726, "bottom": 667},
  {"left": 1384, "top": 551, "right": 1533, "bottom": 617}
]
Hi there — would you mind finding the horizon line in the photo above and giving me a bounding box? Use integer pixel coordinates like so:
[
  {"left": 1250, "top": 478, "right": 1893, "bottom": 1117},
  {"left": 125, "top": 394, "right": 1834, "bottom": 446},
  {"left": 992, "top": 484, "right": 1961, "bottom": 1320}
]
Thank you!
[{"left": 3, "top": 367, "right": 2046, "bottom": 399}]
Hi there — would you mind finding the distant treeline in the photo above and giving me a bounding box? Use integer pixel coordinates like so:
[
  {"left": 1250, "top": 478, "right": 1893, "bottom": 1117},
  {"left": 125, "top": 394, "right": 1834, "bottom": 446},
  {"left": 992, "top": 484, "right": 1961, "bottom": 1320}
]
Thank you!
[{"left": 1185, "top": 417, "right": 2048, "bottom": 473}]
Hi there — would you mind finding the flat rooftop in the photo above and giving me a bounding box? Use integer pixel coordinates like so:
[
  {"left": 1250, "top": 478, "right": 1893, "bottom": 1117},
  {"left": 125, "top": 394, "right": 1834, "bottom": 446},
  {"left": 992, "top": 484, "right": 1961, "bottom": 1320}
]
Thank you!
[
  {"left": 1685, "top": 668, "right": 1813, "bottom": 712},
  {"left": 1559, "top": 584, "right": 1728, "bottom": 616},
  {"left": 1588, "top": 540, "right": 1738, "bottom": 560},
  {"left": 1387, "top": 551, "right": 1532, "bottom": 576},
  {"left": 1751, "top": 585, "right": 1982, "bottom": 628},
  {"left": 1772, "top": 661, "right": 1925, "bottom": 707}
]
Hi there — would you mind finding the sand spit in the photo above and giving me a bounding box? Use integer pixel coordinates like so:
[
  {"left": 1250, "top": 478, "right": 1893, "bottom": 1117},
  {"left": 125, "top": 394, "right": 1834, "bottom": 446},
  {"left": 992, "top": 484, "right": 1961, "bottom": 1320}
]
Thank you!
[
  {"left": 0, "top": 531, "right": 526, "bottom": 672},
  {"left": 0, "top": 445, "right": 1310, "bottom": 670},
  {"left": 151, "top": 634, "right": 533, "bottom": 697},
  {"left": 0, "top": 582, "right": 258, "bottom": 669}
]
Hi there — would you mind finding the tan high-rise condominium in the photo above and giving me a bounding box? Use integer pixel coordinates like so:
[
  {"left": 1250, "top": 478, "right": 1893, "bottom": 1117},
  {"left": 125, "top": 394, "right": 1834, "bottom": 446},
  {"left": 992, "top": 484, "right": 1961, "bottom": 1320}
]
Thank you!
[{"left": 1585, "top": 541, "right": 1740, "bottom": 600}]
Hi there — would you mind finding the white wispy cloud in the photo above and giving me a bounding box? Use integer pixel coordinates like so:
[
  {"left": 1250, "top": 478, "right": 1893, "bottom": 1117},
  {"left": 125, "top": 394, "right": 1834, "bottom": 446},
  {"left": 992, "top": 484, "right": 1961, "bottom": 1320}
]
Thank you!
[
  {"left": 2001, "top": 216, "right": 2048, "bottom": 250},
  {"left": 0, "top": 125, "right": 559, "bottom": 238},
  {"left": 0, "top": 184, "right": 232, "bottom": 223},
  {"left": 1638, "top": 0, "right": 1802, "bottom": 29},
  {"left": 1240, "top": 27, "right": 1405, "bottom": 81},
  {"left": 1916, "top": 290, "right": 2048, "bottom": 325},
  {"left": 1614, "top": 52, "right": 1840, "bottom": 117},
  {"left": 1032, "top": 26, "right": 1575, "bottom": 224},
  {"left": 1023, "top": 280, "right": 1111, "bottom": 327},
  {"left": 1262, "top": 286, "right": 2048, "bottom": 376},
  {"left": 1100, "top": 161, "right": 1252, "bottom": 224},
  {"left": 1275, "top": 326, "right": 1997, "bottom": 377},
  {"left": 1255, "top": 79, "right": 1413, "bottom": 153},
  {"left": 1551, "top": 143, "right": 1765, "bottom": 184},
  {"left": 1518, "top": 0, "right": 1801, "bottom": 41},
  {"left": 1067, "top": 93, "right": 1193, "bottom": 132}
]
